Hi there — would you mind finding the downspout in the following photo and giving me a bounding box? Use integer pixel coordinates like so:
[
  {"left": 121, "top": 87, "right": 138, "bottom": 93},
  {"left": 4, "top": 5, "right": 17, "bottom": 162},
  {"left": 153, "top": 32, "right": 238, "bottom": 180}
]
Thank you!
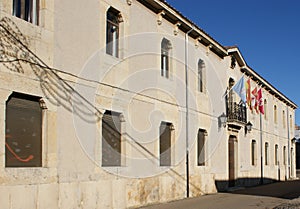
[
  {"left": 287, "top": 106, "right": 291, "bottom": 179},
  {"left": 185, "top": 26, "right": 194, "bottom": 198}
]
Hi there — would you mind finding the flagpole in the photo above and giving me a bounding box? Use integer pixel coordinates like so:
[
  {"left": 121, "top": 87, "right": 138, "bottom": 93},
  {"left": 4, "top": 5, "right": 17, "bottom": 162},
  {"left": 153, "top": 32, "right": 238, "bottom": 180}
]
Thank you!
[{"left": 260, "top": 112, "right": 264, "bottom": 184}]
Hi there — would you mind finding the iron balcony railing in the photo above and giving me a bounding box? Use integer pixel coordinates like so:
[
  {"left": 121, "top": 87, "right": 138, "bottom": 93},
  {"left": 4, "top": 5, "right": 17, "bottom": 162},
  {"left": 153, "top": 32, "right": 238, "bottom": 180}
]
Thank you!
[{"left": 227, "top": 101, "right": 247, "bottom": 124}]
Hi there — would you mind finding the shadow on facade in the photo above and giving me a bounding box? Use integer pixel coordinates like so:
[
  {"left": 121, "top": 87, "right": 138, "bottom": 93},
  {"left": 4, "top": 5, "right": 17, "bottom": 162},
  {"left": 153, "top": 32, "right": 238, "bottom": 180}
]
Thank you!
[
  {"left": 0, "top": 17, "right": 101, "bottom": 123},
  {"left": 215, "top": 178, "right": 300, "bottom": 199},
  {"left": 0, "top": 17, "right": 204, "bottom": 195}
]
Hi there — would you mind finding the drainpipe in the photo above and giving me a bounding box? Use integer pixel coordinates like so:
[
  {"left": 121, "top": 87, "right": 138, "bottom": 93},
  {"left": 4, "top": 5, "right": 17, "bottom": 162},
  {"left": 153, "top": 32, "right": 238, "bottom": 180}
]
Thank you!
[
  {"left": 287, "top": 106, "right": 291, "bottom": 179},
  {"left": 185, "top": 26, "right": 194, "bottom": 198}
]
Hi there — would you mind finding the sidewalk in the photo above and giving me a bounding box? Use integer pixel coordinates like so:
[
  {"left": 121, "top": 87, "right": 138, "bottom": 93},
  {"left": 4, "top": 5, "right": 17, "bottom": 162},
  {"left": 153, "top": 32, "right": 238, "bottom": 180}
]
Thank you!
[{"left": 139, "top": 180, "right": 300, "bottom": 209}]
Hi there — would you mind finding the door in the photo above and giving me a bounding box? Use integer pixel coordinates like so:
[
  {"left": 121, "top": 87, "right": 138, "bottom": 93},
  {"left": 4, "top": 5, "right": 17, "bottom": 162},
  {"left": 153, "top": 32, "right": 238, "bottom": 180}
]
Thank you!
[{"left": 229, "top": 136, "right": 236, "bottom": 187}]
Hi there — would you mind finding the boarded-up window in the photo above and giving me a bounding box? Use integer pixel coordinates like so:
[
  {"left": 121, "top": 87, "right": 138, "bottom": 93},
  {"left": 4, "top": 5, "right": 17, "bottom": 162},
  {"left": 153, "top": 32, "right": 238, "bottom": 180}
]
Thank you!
[
  {"left": 12, "top": 0, "right": 39, "bottom": 25},
  {"left": 275, "top": 144, "right": 279, "bottom": 165},
  {"left": 5, "top": 92, "right": 42, "bottom": 167},
  {"left": 159, "top": 122, "right": 172, "bottom": 166},
  {"left": 265, "top": 142, "right": 269, "bottom": 165},
  {"left": 197, "top": 129, "right": 206, "bottom": 166},
  {"left": 251, "top": 140, "right": 257, "bottom": 166},
  {"left": 102, "top": 110, "right": 121, "bottom": 166},
  {"left": 283, "top": 146, "right": 286, "bottom": 165},
  {"left": 264, "top": 99, "right": 267, "bottom": 120},
  {"left": 283, "top": 110, "right": 286, "bottom": 129},
  {"left": 274, "top": 105, "right": 277, "bottom": 124}
]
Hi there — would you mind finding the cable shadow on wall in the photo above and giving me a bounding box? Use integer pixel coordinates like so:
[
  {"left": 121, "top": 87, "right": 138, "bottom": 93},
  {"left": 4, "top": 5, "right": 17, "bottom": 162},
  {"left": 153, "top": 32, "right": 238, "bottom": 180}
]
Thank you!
[
  {"left": 0, "top": 17, "right": 204, "bottom": 195},
  {"left": 0, "top": 17, "right": 101, "bottom": 123}
]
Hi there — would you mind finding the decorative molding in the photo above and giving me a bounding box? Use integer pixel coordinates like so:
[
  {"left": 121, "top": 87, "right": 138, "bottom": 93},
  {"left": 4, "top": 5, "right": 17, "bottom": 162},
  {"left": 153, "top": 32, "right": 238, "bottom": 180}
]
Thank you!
[
  {"left": 195, "top": 37, "right": 202, "bottom": 47},
  {"left": 230, "top": 55, "right": 236, "bottom": 69},
  {"left": 174, "top": 22, "right": 181, "bottom": 35},
  {"left": 126, "top": 0, "right": 132, "bottom": 6},
  {"left": 206, "top": 44, "right": 213, "bottom": 56},
  {"left": 157, "top": 10, "right": 165, "bottom": 25}
]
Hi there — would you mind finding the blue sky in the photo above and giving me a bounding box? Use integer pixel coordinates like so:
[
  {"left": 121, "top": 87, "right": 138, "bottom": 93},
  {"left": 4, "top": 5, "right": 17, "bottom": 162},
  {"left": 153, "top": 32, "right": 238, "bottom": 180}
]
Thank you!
[{"left": 166, "top": 0, "right": 300, "bottom": 124}]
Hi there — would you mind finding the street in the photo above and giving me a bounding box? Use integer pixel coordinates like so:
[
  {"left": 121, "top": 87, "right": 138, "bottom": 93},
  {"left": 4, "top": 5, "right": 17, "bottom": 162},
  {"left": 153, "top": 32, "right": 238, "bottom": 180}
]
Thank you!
[{"left": 139, "top": 180, "right": 300, "bottom": 209}]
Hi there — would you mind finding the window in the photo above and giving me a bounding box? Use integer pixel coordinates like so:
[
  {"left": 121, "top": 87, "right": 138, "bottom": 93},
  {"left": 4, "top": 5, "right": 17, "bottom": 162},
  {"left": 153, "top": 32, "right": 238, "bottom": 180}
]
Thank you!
[
  {"left": 106, "top": 7, "right": 120, "bottom": 58},
  {"left": 283, "top": 146, "right": 286, "bottom": 165},
  {"left": 5, "top": 92, "right": 44, "bottom": 167},
  {"left": 264, "top": 99, "right": 267, "bottom": 120},
  {"left": 197, "top": 129, "right": 206, "bottom": 166},
  {"left": 283, "top": 110, "right": 286, "bottom": 129},
  {"left": 251, "top": 140, "right": 257, "bottom": 166},
  {"left": 102, "top": 110, "right": 121, "bottom": 166},
  {"left": 12, "top": 0, "right": 39, "bottom": 25},
  {"left": 290, "top": 115, "right": 293, "bottom": 130},
  {"left": 265, "top": 142, "right": 269, "bottom": 165},
  {"left": 274, "top": 105, "right": 277, "bottom": 124},
  {"left": 159, "top": 122, "right": 173, "bottom": 166},
  {"left": 198, "top": 59, "right": 205, "bottom": 93},
  {"left": 161, "top": 38, "right": 171, "bottom": 78},
  {"left": 275, "top": 144, "right": 279, "bottom": 165}
]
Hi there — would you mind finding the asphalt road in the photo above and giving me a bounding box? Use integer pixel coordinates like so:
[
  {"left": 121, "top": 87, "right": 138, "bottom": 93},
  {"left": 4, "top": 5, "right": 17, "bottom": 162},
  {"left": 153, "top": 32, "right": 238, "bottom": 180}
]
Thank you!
[{"left": 139, "top": 180, "right": 300, "bottom": 209}]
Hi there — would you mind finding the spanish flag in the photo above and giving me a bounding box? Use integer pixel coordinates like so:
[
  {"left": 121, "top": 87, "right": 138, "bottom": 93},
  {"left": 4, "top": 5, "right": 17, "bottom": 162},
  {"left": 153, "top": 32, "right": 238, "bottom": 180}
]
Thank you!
[{"left": 246, "top": 79, "right": 251, "bottom": 109}]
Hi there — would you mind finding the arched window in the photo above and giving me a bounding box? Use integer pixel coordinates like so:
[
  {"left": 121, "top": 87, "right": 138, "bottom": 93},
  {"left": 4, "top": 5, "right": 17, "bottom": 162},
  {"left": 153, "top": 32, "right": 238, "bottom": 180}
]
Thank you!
[
  {"left": 251, "top": 140, "right": 257, "bottom": 166},
  {"left": 198, "top": 59, "right": 205, "bottom": 93},
  {"left": 274, "top": 105, "right": 277, "bottom": 124},
  {"left": 265, "top": 142, "right": 269, "bottom": 165},
  {"left": 5, "top": 92, "right": 44, "bottom": 167},
  {"left": 283, "top": 110, "right": 286, "bottom": 129},
  {"left": 275, "top": 144, "right": 279, "bottom": 165},
  {"left": 283, "top": 146, "right": 286, "bottom": 165},
  {"left": 264, "top": 99, "right": 267, "bottom": 120},
  {"left": 161, "top": 38, "right": 172, "bottom": 78},
  {"left": 106, "top": 7, "right": 121, "bottom": 57}
]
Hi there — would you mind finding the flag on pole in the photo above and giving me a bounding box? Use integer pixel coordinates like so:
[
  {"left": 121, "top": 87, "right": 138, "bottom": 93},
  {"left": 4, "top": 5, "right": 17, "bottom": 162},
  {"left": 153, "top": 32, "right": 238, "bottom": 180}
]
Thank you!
[
  {"left": 232, "top": 76, "right": 246, "bottom": 103},
  {"left": 251, "top": 87, "right": 259, "bottom": 113},
  {"left": 258, "top": 88, "right": 264, "bottom": 114},
  {"left": 246, "top": 79, "right": 252, "bottom": 109}
]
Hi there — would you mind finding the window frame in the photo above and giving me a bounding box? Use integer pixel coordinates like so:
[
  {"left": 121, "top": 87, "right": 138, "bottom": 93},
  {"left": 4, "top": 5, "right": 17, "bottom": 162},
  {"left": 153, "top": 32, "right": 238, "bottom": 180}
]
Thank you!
[
  {"left": 251, "top": 140, "right": 257, "bottom": 166},
  {"left": 5, "top": 92, "right": 46, "bottom": 167},
  {"left": 265, "top": 142, "right": 269, "bottom": 165},
  {"left": 106, "top": 7, "right": 120, "bottom": 58},
  {"left": 275, "top": 144, "right": 279, "bottom": 165},
  {"left": 161, "top": 38, "right": 171, "bottom": 79},
  {"left": 12, "top": 0, "right": 39, "bottom": 25},
  {"left": 274, "top": 105, "right": 277, "bottom": 124},
  {"left": 197, "top": 129, "right": 206, "bottom": 166},
  {"left": 159, "top": 122, "right": 173, "bottom": 166},
  {"left": 264, "top": 99, "right": 267, "bottom": 120},
  {"left": 198, "top": 59, "right": 205, "bottom": 93},
  {"left": 283, "top": 146, "right": 286, "bottom": 165},
  {"left": 101, "top": 110, "right": 122, "bottom": 167},
  {"left": 283, "top": 110, "right": 286, "bottom": 129}
]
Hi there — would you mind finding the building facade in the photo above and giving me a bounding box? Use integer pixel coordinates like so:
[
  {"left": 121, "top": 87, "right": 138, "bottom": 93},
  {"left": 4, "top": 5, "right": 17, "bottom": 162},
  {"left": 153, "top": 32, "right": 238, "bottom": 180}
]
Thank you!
[{"left": 0, "top": 0, "right": 297, "bottom": 208}]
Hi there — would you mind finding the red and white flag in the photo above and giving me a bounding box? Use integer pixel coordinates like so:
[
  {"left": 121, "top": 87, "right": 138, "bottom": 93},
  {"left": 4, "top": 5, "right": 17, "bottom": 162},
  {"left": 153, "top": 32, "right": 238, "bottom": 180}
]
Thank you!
[
  {"left": 251, "top": 87, "right": 258, "bottom": 113},
  {"left": 258, "top": 88, "right": 264, "bottom": 114}
]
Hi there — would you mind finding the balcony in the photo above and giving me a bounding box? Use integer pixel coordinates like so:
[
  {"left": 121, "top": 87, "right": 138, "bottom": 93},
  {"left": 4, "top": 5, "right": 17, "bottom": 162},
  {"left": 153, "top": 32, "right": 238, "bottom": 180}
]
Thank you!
[{"left": 227, "top": 101, "right": 247, "bottom": 125}]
